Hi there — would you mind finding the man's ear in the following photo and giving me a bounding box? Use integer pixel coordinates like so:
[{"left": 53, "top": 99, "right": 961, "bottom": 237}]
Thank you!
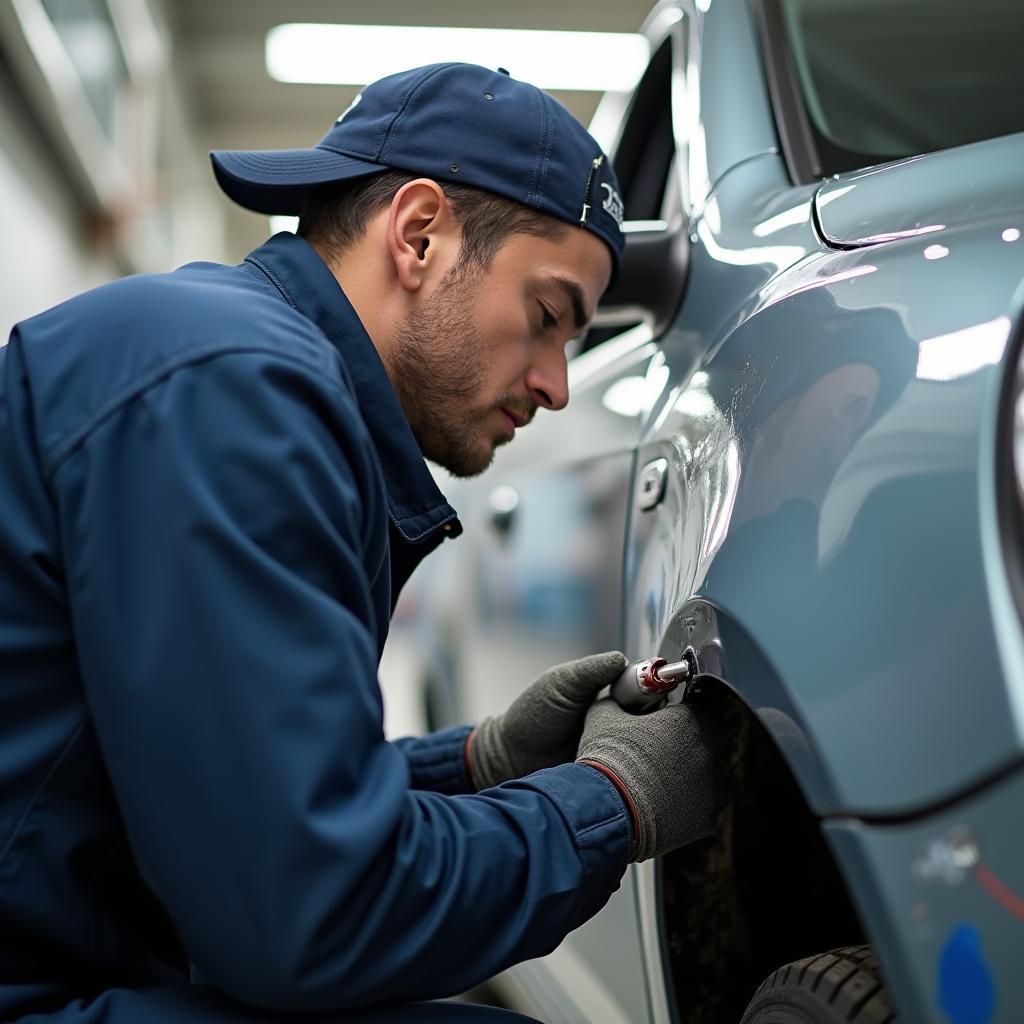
[{"left": 386, "top": 179, "right": 458, "bottom": 293}]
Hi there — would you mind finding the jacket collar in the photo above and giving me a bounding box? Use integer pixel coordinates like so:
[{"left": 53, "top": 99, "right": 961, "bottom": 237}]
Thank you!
[{"left": 243, "top": 232, "right": 461, "bottom": 543}]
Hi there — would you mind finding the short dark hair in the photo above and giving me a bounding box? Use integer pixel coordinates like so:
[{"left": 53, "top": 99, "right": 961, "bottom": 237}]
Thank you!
[{"left": 297, "top": 170, "right": 569, "bottom": 271}]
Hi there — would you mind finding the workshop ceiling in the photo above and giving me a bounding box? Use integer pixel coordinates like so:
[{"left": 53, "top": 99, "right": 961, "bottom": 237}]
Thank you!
[{"left": 169, "top": 0, "right": 655, "bottom": 154}]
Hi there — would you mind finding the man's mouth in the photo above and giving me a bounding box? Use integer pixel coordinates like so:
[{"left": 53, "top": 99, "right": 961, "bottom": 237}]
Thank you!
[
  {"left": 502, "top": 408, "right": 529, "bottom": 429},
  {"left": 500, "top": 409, "right": 518, "bottom": 438}
]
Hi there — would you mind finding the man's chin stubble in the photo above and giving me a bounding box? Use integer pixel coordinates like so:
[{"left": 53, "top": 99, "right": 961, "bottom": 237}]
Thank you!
[{"left": 417, "top": 420, "right": 498, "bottom": 479}]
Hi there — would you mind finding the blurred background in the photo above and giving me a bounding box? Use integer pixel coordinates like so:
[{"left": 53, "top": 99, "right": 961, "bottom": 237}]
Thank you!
[
  {"left": 0, "top": 0, "right": 652, "bottom": 334},
  {"left": 0, "top": 0, "right": 651, "bottom": 734}
]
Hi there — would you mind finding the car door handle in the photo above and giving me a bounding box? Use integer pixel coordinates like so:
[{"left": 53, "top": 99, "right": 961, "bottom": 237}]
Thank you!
[
  {"left": 488, "top": 485, "right": 519, "bottom": 537},
  {"left": 637, "top": 458, "right": 668, "bottom": 511}
]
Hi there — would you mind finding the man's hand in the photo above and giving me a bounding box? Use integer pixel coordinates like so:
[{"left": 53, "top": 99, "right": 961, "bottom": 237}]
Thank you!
[
  {"left": 467, "top": 651, "right": 629, "bottom": 789},
  {"left": 576, "top": 696, "right": 726, "bottom": 862}
]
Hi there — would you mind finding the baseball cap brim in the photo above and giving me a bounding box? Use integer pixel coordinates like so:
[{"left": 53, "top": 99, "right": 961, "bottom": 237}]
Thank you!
[{"left": 210, "top": 147, "right": 389, "bottom": 216}]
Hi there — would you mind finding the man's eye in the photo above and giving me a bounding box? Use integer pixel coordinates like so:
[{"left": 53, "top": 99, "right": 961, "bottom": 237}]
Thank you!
[{"left": 540, "top": 305, "right": 558, "bottom": 330}]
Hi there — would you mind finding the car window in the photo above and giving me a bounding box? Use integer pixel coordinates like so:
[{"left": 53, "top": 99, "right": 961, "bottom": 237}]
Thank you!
[
  {"left": 776, "top": 0, "right": 1024, "bottom": 176},
  {"left": 577, "top": 33, "right": 677, "bottom": 356},
  {"left": 614, "top": 35, "right": 674, "bottom": 222}
]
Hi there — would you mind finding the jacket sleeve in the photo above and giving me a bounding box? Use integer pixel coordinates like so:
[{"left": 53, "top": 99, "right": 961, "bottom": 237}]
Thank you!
[
  {"left": 392, "top": 725, "right": 475, "bottom": 794},
  {"left": 52, "top": 349, "right": 631, "bottom": 1011}
]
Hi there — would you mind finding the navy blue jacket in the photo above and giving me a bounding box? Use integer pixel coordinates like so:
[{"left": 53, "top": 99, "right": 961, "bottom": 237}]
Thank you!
[{"left": 0, "top": 233, "right": 631, "bottom": 1017}]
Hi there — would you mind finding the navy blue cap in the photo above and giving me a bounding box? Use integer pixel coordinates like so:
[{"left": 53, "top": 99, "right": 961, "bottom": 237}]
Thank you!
[{"left": 210, "top": 62, "right": 624, "bottom": 278}]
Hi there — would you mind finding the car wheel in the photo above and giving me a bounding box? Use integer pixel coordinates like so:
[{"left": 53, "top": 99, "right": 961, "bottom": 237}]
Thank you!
[{"left": 740, "top": 945, "right": 895, "bottom": 1023}]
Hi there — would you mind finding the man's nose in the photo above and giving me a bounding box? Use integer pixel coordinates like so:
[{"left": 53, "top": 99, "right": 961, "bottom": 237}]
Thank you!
[{"left": 525, "top": 350, "right": 569, "bottom": 412}]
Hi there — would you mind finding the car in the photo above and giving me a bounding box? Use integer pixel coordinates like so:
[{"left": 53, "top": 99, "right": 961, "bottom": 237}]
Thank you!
[{"left": 391, "top": 0, "right": 1024, "bottom": 1019}]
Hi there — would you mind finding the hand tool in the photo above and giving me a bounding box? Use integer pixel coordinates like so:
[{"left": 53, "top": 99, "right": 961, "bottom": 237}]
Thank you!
[{"left": 610, "top": 650, "right": 699, "bottom": 713}]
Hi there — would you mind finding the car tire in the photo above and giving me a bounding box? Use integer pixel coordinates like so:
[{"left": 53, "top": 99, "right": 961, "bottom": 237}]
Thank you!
[{"left": 740, "top": 945, "right": 895, "bottom": 1023}]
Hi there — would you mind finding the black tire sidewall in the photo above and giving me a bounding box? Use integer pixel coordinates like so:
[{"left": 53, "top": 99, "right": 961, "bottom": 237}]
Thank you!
[{"left": 742, "top": 987, "right": 848, "bottom": 1024}]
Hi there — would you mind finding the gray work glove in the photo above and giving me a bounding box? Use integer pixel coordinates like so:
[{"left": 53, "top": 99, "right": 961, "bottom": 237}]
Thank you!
[
  {"left": 468, "top": 651, "right": 629, "bottom": 789},
  {"left": 576, "top": 697, "right": 725, "bottom": 862}
]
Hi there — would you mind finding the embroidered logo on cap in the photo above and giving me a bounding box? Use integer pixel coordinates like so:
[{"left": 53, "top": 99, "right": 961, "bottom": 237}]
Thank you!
[{"left": 601, "top": 182, "right": 625, "bottom": 228}]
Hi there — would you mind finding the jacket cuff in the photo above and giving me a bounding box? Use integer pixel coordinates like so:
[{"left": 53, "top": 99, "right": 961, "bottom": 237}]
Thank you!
[
  {"left": 578, "top": 759, "right": 639, "bottom": 860},
  {"left": 393, "top": 724, "right": 474, "bottom": 795},
  {"left": 517, "top": 762, "right": 633, "bottom": 912}
]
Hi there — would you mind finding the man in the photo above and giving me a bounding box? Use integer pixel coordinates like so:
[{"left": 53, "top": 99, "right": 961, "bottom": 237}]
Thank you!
[{"left": 0, "top": 64, "right": 722, "bottom": 1022}]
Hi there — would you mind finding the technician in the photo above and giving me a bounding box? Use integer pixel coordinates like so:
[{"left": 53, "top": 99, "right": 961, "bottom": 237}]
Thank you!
[{"left": 0, "top": 64, "right": 722, "bottom": 1022}]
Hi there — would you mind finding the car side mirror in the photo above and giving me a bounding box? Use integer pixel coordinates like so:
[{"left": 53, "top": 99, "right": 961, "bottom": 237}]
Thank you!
[{"left": 596, "top": 215, "right": 690, "bottom": 337}]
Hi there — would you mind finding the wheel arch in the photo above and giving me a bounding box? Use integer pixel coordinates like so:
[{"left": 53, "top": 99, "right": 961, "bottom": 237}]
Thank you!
[{"left": 655, "top": 600, "right": 870, "bottom": 1019}]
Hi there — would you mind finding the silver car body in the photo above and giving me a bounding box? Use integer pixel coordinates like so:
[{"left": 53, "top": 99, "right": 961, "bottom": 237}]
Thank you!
[{"left": 398, "top": 1, "right": 1024, "bottom": 1019}]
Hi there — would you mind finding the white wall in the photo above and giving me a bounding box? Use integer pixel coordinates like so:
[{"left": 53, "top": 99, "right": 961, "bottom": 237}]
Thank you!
[
  {"left": 0, "top": 87, "right": 119, "bottom": 339},
  {"left": 0, "top": 0, "right": 227, "bottom": 340}
]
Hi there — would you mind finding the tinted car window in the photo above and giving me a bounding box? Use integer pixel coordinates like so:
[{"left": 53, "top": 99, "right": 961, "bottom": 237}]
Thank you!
[
  {"left": 780, "top": 0, "right": 1024, "bottom": 174},
  {"left": 579, "top": 35, "right": 677, "bottom": 355},
  {"left": 613, "top": 34, "right": 674, "bottom": 221}
]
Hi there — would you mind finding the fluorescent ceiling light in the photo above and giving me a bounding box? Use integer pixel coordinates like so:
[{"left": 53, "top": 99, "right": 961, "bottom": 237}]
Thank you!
[{"left": 266, "top": 24, "right": 649, "bottom": 93}]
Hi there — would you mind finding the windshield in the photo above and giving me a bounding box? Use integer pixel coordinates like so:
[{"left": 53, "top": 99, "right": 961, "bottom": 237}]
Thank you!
[{"left": 780, "top": 0, "right": 1024, "bottom": 175}]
